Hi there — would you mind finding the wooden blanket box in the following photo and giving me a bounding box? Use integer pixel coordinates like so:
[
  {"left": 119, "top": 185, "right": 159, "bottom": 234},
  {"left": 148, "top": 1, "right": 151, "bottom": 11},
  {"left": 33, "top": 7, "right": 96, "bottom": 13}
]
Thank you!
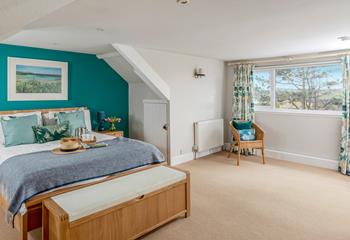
[
  {"left": 42, "top": 166, "right": 190, "bottom": 240},
  {"left": 2, "top": 164, "right": 166, "bottom": 240}
]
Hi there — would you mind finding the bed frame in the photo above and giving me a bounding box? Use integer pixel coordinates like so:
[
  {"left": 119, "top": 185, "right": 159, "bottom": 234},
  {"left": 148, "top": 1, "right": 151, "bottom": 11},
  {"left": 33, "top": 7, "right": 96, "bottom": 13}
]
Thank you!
[{"left": 0, "top": 107, "right": 166, "bottom": 240}]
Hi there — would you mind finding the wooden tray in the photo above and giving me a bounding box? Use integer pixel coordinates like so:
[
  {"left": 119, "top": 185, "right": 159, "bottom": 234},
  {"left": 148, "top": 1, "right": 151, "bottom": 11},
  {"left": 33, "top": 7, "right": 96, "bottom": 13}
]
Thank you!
[{"left": 51, "top": 147, "right": 86, "bottom": 155}]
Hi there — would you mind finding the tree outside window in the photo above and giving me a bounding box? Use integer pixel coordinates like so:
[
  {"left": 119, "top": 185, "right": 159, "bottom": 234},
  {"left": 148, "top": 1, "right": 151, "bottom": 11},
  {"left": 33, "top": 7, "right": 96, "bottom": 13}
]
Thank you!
[
  {"left": 253, "top": 71, "right": 272, "bottom": 107},
  {"left": 253, "top": 63, "right": 343, "bottom": 112}
]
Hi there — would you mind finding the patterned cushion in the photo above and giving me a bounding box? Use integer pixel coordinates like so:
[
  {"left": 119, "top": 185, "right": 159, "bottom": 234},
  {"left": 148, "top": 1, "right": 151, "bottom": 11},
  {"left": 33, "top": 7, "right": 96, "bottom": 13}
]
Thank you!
[
  {"left": 42, "top": 112, "right": 59, "bottom": 126},
  {"left": 236, "top": 129, "right": 256, "bottom": 141},
  {"left": 32, "top": 122, "right": 71, "bottom": 143}
]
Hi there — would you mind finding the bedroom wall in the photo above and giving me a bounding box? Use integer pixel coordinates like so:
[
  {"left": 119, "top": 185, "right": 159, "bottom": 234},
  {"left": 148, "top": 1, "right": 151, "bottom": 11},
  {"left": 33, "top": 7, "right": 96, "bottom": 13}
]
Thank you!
[
  {"left": 129, "top": 82, "right": 161, "bottom": 140},
  {"left": 224, "top": 66, "right": 340, "bottom": 169},
  {"left": 0, "top": 44, "right": 129, "bottom": 135},
  {"left": 136, "top": 48, "right": 225, "bottom": 164}
]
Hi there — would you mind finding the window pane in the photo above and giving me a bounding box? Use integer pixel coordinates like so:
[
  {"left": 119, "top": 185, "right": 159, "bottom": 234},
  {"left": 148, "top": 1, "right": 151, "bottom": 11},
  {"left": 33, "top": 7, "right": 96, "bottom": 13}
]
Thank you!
[
  {"left": 253, "top": 71, "right": 272, "bottom": 107},
  {"left": 275, "top": 64, "right": 343, "bottom": 111}
]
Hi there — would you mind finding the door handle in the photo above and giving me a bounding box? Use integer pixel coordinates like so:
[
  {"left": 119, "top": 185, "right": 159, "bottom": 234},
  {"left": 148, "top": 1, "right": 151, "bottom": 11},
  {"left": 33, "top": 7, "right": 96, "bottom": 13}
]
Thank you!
[{"left": 163, "top": 124, "right": 168, "bottom": 131}]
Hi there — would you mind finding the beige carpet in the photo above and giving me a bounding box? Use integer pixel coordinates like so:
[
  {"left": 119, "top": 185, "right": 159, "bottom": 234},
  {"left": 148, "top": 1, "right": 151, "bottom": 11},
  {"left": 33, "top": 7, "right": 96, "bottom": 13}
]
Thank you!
[{"left": 2, "top": 152, "right": 350, "bottom": 240}]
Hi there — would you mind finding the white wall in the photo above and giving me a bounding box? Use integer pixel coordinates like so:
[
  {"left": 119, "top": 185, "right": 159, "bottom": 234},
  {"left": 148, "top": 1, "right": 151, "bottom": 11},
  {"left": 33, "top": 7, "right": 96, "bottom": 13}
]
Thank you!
[
  {"left": 129, "top": 83, "right": 160, "bottom": 140},
  {"left": 256, "top": 112, "right": 341, "bottom": 160},
  {"left": 137, "top": 48, "right": 225, "bottom": 164},
  {"left": 225, "top": 66, "right": 341, "bottom": 169},
  {"left": 100, "top": 52, "right": 164, "bottom": 142},
  {"left": 113, "top": 44, "right": 170, "bottom": 100}
]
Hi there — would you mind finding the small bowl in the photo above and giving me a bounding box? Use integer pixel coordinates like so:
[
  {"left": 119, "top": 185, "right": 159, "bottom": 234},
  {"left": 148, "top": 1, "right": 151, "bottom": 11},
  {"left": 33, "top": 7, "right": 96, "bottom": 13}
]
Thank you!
[{"left": 60, "top": 137, "right": 81, "bottom": 151}]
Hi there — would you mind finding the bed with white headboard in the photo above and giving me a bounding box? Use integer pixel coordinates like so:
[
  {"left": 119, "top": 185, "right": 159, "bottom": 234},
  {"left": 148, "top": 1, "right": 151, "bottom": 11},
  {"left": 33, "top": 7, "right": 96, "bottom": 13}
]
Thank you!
[{"left": 0, "top": 107, "right": 165, "bottom": 240}]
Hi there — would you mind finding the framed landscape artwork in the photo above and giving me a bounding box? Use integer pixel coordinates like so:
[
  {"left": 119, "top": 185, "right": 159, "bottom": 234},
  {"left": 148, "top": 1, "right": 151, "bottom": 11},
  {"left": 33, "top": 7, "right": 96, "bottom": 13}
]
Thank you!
[{"left": 7, "top": 57, "right": 68, "bottom": 101}]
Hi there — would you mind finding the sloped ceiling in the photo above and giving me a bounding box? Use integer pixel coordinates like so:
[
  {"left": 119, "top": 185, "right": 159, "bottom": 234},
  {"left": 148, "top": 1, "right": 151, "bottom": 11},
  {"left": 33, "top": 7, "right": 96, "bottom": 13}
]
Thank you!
[
  {"left": 2, "top": 0, "right": 350, "bottom": 60},
  {"left": 0, "top": 0, "right": 75, "bottom": 41}
]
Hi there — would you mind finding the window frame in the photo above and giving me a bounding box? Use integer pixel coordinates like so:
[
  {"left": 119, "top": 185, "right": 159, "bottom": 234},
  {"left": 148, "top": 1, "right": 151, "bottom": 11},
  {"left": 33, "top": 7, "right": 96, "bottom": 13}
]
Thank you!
[{"left": 253, "top": 60, "right": 343, "bottom": 116}]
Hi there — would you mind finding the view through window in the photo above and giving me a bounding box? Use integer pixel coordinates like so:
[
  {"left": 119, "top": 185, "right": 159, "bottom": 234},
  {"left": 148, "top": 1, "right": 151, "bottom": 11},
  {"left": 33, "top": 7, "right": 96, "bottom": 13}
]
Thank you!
[{"left": 253, "top": 63, "right": 343, "bottom": 111}]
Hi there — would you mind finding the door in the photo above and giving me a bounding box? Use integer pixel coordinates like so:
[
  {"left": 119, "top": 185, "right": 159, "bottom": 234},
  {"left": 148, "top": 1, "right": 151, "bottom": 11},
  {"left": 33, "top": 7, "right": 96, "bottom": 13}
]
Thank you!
[{"left": 143, "top": 100, "right": 168, "bottom": 161}]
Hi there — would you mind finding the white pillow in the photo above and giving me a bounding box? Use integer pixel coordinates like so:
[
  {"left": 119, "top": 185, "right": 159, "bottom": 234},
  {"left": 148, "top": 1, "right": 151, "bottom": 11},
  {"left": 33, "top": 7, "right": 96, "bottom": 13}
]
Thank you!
[{"left": 0, "top": 112, "right": 42, "bottom": 146}]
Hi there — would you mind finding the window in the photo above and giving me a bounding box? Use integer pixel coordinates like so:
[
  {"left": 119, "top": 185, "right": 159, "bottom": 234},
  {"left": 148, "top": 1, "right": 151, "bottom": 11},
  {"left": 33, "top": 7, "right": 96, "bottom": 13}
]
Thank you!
[
  {"left": 253, "top": 70, "right": 272, "bottom": 107},
  {"left": 252, "top": 63, "right": 343, "bottom": 113}
]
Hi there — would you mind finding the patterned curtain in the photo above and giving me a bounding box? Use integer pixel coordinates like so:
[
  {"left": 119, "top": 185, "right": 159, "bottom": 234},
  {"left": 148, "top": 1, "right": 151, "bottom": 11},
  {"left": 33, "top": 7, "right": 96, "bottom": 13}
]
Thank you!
[
  {"left": 339, "top": 56, "right": 350, "bottom": 175},
  {"left": 231, "top": 64, "right": 255, "bottom": 155},
  {"left": 232, "top": 64, "right": 255, "bottom": 121}
]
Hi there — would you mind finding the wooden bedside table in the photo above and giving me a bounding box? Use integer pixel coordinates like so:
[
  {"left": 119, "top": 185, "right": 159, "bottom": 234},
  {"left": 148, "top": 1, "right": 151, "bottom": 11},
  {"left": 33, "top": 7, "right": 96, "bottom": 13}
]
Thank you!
[{"left": 98, "top": 130, "right": 124, "bottom": 137}]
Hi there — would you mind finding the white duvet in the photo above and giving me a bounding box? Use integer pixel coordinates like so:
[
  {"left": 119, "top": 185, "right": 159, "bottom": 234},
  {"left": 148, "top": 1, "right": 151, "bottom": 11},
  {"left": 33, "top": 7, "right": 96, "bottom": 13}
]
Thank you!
[{"left": 0, "top": 132, "right": 114, "bottom": 166}]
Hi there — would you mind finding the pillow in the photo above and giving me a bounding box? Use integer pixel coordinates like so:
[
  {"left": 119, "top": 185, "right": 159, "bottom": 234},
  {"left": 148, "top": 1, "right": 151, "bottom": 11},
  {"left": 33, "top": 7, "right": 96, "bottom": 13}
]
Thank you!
[
  {"left": 83, "top": 109, "right": 92, "bottom": 131},
  {"left": 0, "top": 111, "right": 42, "bottom": 146},
  {"left": 0, "top": 114, "right": 39, "bottom": 147},
  {"left": 32, "top": 122, "right": 71, "bottom": 143},
  {"left": 42, "top": 112, "right": 59, "bottom": 126},
  {"left": 238, "top": 129, "right": 256, "bottom": 141},
  {"left": 43, "top": 109, "right": 92, "bottom": 131},
  {"left": 58, "top": 110, "right": 86, "bottom": 136},
  {"left": 232, "top": 120, "right": 252, "bottom": 130}
]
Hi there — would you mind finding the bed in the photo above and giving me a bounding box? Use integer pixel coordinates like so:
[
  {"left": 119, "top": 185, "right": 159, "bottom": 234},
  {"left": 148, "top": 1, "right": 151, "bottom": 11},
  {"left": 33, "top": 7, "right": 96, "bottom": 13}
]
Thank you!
[{"left": 0, "top": 107, "right": 166, "bottom": 240}]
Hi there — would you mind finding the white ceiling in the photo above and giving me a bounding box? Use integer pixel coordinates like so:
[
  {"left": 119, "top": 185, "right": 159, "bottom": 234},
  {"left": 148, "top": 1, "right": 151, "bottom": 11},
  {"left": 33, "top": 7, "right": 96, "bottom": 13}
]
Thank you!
[
  {"left": 2, "top": 0, "right": 350, "bottom": 60},
  {"left": 0, "top": 0, "right": 74, "bottom": 41}
]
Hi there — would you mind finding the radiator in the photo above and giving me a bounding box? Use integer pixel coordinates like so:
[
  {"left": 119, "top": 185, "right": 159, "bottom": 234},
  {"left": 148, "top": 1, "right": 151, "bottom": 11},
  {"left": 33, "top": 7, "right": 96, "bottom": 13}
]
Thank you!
[{"left": 193, "top": 119, "right": 224, "bottom": 153}]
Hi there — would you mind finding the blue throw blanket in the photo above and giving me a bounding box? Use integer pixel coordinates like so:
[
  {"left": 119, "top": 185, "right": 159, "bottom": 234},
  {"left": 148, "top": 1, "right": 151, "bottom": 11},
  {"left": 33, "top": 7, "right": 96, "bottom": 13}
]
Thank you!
[{"left": 0, "top": 138, "right": 164, "bottom": 223}]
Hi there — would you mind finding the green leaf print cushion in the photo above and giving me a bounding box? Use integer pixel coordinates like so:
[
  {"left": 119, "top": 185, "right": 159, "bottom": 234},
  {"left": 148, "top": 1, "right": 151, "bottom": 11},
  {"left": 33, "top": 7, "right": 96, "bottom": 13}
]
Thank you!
[{"left": 32, "top": 122, "right": 71, "bottom": 143}]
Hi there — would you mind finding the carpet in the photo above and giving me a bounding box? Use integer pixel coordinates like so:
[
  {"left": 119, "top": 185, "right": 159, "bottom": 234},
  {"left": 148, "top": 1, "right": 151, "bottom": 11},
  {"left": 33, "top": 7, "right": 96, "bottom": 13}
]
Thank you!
[{"left": 1, "top": 152, "right": 350, "bottom": 240}]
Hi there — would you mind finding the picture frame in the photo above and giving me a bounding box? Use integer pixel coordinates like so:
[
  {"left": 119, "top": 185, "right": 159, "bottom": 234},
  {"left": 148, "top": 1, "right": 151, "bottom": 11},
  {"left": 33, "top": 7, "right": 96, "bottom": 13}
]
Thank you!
[{"left": 7, "top": 57, "right": 68, "bottom": 101}]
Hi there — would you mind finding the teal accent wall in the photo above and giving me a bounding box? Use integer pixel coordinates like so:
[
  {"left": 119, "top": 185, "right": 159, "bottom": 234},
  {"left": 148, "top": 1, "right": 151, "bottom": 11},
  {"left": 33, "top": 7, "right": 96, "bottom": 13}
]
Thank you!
[{"left": 0, "top": 44, "right": 129, "bottom": 136}]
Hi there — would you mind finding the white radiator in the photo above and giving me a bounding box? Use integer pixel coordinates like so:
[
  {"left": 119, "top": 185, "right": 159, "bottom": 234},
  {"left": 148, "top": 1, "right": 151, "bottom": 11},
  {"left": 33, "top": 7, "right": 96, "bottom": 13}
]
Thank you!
[{"left": 193, "top": 119, "right": 224, "bottom": 153}]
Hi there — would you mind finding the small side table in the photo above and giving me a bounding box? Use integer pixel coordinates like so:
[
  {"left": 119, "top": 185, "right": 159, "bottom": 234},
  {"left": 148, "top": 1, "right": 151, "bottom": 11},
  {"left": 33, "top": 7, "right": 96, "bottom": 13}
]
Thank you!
[{"left": 98, "top": 130, "right": 124, "bottom": 138}]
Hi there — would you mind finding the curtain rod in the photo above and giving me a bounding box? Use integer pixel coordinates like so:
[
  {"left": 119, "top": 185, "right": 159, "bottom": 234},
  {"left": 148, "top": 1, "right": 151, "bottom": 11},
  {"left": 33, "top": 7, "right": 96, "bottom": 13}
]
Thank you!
[
  {"left": 255, "top": 59, "right": 341, "bottom": 70},
  {"left": 226, "top": 49, "right": 350, "bottom": 66}
]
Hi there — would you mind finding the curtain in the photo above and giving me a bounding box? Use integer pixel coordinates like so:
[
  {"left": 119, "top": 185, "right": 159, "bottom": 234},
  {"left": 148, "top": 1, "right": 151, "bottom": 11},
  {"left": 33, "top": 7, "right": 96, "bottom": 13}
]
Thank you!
[
  {"left": 339, "top": 56, "right": 350, "bottom": 175},
  {"left": 232, "top": 64, "right": 255, "bottom": 121},
  {"left": 231, "top": 64, "right": 255, "bottom": 155}
]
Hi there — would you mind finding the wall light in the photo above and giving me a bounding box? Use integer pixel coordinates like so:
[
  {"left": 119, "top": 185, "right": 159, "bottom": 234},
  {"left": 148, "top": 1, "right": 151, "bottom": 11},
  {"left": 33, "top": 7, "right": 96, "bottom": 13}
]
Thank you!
[
  {"left": 338, "top": 36, "right": 350, "bottom": 41},
  {"left": 194, "top": 68, "right": 206, "bottom": 78},
  {"left": 177, "top": 0, "right": 190, "bottom": 5}
]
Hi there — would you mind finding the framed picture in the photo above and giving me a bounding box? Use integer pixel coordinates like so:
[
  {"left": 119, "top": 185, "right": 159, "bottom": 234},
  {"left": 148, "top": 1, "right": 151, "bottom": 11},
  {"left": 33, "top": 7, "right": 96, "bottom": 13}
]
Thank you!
[{"left": 7, "top": 57, "right": 68, "bottom": 101}]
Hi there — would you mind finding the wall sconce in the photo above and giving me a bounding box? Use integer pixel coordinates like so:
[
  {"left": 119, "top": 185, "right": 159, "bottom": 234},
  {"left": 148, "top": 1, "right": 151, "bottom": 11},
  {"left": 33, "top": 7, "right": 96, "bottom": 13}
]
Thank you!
[{"left": 194, "top": 68, "right": 206, "bottom": 78}]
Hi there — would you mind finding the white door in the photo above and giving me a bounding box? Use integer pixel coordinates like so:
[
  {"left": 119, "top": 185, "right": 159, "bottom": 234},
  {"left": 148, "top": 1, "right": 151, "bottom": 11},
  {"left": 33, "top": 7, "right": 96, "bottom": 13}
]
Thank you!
[{"left": 143, "top": 100, "right": 168, "bottom": 160}]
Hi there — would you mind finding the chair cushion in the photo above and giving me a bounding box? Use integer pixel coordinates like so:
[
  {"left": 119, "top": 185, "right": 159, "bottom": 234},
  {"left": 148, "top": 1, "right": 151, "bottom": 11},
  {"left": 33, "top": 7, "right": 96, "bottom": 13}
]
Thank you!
[
  {"left": 235, "top": 129, "right": 256, "bottom": 141},
  {"left": 232, "top": 120, "right": 252, "bottom": 130}
]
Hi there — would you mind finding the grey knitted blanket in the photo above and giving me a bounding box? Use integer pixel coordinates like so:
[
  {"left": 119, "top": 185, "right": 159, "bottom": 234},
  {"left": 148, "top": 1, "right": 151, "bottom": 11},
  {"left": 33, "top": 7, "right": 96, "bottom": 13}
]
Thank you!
[{"left": 0, "top": 138, "right": 164, "bottom": 223}]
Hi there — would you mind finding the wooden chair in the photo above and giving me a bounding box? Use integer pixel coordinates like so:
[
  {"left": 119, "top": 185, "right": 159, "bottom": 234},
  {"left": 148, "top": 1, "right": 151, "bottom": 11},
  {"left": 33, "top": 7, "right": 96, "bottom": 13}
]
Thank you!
[{"left": 227, "top": 121, "right": 265, "bottom": 166}]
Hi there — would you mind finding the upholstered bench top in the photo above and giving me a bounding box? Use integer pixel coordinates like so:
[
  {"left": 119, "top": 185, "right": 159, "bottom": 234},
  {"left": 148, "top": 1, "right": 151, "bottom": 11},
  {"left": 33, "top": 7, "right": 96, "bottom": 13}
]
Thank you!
[{"left": 52, "top": 166, "right": 186, "bottom": 222}]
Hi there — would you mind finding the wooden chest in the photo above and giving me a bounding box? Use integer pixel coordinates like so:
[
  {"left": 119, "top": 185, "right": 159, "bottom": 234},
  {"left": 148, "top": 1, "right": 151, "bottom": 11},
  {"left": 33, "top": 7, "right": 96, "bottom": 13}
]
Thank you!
[{"left": 43, "top": 166, "right": 190, "bottom": 240}]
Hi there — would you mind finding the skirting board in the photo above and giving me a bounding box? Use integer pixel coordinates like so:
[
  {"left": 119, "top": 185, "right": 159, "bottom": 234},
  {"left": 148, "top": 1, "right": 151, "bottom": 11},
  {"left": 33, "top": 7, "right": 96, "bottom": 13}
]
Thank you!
[
  {"left": 171, "top": 147, "right": 222, "bottom": 166},
  {"left": 224, "top": 143, "right": 338, "bottom": 170}
]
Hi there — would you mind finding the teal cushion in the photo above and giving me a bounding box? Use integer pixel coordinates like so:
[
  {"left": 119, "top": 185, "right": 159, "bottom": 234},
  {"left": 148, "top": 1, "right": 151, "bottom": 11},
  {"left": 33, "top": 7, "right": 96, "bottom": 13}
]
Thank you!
[
  {"left": 58, "top": 111, "right": 86, "bottom": 136},
  {"left": 0, "top": 114, "right": 38, "bottom": 147},
  {"left": 32, "top": 122, "right": 71, "bottom": 143},
  {"left": 232, "top": 120, "right": 252, "bottom": 130},
  {"left": 238, "top": 129, "right": 256, "bottom": 141}
]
